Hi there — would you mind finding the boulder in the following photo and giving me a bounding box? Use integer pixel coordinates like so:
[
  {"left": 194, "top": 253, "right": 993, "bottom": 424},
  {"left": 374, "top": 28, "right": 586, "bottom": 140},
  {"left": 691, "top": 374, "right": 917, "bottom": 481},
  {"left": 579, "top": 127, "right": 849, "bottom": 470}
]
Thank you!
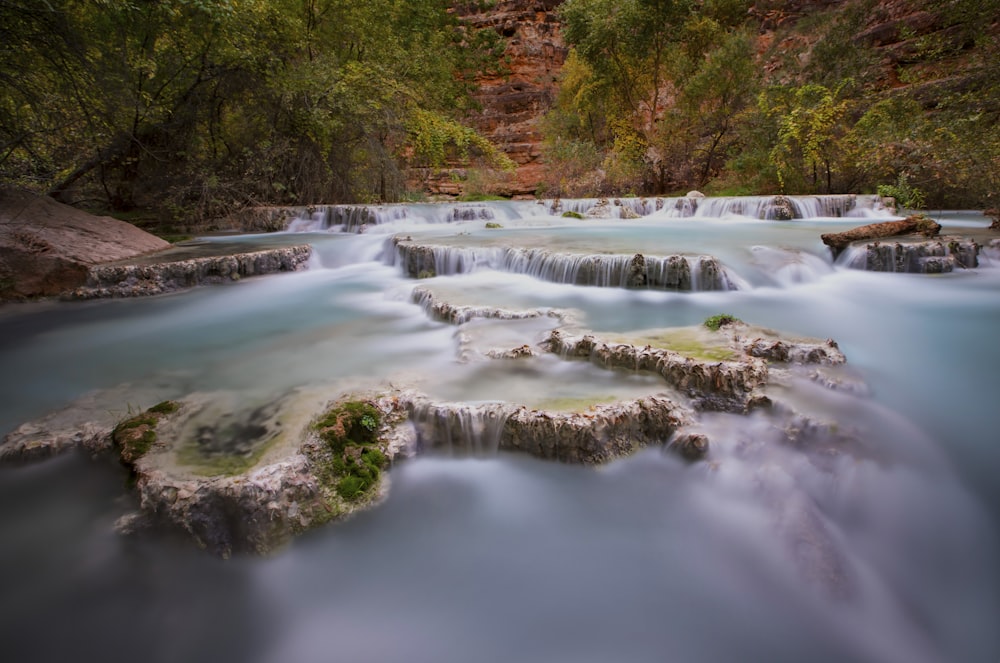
[{"left": 0, "top": 185, "right": 169, "bottom": 299}]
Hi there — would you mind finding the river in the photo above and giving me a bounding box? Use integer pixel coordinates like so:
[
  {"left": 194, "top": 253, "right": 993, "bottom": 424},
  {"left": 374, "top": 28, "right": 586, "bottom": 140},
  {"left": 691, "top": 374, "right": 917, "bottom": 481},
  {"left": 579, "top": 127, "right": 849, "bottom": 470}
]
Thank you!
[{"left": 1, "top": 197, "right": 998, "bottom": 662}]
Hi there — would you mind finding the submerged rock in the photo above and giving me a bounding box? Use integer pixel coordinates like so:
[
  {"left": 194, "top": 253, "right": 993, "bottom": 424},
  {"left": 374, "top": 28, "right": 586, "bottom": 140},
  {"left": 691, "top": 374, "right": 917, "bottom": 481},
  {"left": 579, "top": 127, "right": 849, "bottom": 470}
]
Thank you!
[{"left": 67, "top": 245, "right": 312, "bottom": 299}]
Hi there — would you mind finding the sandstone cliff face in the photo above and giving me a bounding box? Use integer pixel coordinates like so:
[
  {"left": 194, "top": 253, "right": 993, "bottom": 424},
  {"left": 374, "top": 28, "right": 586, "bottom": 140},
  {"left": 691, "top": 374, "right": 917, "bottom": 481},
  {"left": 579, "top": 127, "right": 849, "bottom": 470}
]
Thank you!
[
  {"left": 450, "top": 0, "right": 566, "bottom": 197},
  {"left": 447, "top": 0, "right": 991, "bottom": 199}
]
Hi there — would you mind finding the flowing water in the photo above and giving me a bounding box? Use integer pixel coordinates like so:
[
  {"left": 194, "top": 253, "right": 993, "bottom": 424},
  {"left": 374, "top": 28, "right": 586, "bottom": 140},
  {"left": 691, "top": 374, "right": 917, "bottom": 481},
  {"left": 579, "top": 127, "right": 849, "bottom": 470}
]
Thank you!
[{"left": 1, "top": 198, "right": 998, "bottom": 662}]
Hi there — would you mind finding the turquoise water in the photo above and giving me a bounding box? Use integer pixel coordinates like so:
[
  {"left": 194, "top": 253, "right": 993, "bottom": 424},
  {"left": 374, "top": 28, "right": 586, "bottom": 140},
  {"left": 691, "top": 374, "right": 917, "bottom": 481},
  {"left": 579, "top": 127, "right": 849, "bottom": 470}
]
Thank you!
[{"left": 1, "top": 200, "right": 998, "bottom": 663}]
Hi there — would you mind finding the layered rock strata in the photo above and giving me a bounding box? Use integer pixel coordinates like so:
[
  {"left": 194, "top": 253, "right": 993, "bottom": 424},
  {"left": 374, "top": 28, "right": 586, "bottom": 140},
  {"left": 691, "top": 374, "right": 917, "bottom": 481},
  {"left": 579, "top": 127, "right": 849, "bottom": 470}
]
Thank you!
[{"left": 67, "top": 245, "right": 312, "bottom": 299}]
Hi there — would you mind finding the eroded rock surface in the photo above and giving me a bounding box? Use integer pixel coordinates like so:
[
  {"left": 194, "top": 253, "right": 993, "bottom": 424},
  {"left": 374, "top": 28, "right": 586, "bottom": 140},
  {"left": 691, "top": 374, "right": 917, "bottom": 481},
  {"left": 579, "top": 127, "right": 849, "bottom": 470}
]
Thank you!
[
  {"left": 67, "top": 245, "right": 312, "bottom": 299},
  {"left": 392, "top": 237, "right": 737, "bottom": 291},
  {"left": 845, "top": 238, "right": 979, "bottom": 273}
]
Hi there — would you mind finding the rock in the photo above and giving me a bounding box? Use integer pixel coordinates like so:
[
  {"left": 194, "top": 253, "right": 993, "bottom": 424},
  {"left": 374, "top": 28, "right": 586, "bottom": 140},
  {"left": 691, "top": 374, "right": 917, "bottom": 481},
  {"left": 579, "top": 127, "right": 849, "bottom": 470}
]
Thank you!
[
  {"left": 667, "top": 431, "right": 710, "bottom": 461},
  {"left": 627, "top": 253, "right": 648, "bottom": 287},
  {"left": 542, "top": 329, "right": 770, "bottom": 412},
  {"left": 117, "top": 391, "right": 414, "bottom": 557},
  {"left": 843, "top": 238, "right": 979, "bottom": 273},
  {"left": 761, "top": 195, "right": 797, "bottom": 220},
  {"left": 820, "top": 215, "right": 942, "bottom": 257},
  {"left": 402, "top": 393, "right": 692, "bottom": 464},
  {"left": 411, "top": 286, "right": 548, "bottom": 325},
  {"left": 0, "top": 185, "right": 170, "bottom": 300},
  {"left": 585, "top": 198, "right": 614, "bottom": 218},
  {"left": 686, "top": 191, "right": 706, "bottom": 198},
  {"left": 66, "top": 245, "right": 312, "bottom": 299}
]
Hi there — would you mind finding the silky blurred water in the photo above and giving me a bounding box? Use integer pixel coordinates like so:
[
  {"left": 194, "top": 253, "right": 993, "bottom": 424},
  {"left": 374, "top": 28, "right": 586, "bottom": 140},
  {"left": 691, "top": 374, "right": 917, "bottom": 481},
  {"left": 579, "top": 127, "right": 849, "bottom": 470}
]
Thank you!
[{"left": 1, "top": 200, "right": 998, "bottom": 663}]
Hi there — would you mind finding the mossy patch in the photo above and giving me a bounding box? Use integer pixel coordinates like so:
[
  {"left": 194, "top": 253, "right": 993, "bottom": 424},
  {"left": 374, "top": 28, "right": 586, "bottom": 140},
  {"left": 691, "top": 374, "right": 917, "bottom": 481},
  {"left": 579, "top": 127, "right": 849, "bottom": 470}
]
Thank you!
[
  {"left": 609, "top": 330, "right": 736, "bottom": 362},
  {"left": 313, "top": 400, "right": 387, "bottom": 503},
  {"left": 562, "top": 211, "right": 585, "bottom": 219},
  {"left": 704, "top": 314, "right": 740, "bottom": 332},
  {"left": 113, "top": 401, "right": 179, "bottom": 464},
  {"left": 485, "top": 222, "right": 503, "bottom": 229}
]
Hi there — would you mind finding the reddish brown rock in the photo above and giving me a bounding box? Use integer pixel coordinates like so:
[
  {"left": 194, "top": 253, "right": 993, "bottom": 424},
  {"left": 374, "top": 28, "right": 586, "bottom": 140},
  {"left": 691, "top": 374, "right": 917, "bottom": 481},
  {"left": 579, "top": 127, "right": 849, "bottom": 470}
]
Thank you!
[
  {"left": 0, "top": 186, "right": 169, "bottom": 299},
  {"left": 455, "top": 0, "right": 567, "bottom": 197}
]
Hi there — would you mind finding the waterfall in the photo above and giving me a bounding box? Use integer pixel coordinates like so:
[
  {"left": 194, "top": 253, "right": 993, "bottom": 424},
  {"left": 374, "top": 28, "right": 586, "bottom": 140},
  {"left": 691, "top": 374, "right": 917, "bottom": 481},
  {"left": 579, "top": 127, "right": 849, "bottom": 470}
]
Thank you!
[
  {"left": 390, "top": 242, "right": 742, "bottom": 290},
  {"left": 408, "top": 401, "right": 511, "bottom": 456}
]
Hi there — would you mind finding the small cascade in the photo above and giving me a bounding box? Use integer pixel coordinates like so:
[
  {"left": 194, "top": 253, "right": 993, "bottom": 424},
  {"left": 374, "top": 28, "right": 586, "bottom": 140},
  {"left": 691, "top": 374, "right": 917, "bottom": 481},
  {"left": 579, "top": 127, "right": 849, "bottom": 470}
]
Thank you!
[
  {"left": 391, "top": 241, "right": 740, "bottom": 291},
  {"left": 408, "top": 401, "right": 510, "bottom": 455},
  {"left": 837, "top": 239, "right": 980, "bottom": 273},
  {"left": 750, "top": 246, "right": 834, "bottom": 285},
  {"left": 690, "top": 195, "right": 881, "bottom": 220}
]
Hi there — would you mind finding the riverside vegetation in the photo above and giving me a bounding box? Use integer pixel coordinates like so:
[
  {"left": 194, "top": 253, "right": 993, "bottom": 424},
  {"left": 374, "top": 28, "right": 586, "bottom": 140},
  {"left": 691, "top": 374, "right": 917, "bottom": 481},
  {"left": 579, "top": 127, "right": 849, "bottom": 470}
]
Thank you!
[{"left": 2, "top": 0, "right": 999, "bottom": 228}]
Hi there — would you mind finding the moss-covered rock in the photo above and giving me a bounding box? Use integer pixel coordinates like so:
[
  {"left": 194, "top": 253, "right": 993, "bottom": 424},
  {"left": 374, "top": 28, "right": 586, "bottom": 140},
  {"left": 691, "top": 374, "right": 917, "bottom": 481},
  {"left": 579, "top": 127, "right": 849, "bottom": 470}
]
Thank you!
[{"left": 112, "top": 401, "right": 179, "bottom": 464}]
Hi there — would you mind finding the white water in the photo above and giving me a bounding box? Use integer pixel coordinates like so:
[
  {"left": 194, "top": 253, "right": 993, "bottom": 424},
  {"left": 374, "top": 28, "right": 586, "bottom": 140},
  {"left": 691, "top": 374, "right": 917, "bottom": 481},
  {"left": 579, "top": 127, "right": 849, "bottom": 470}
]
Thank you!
[{"left": 0, "top": 199, "right": 998, "bottom": 663}]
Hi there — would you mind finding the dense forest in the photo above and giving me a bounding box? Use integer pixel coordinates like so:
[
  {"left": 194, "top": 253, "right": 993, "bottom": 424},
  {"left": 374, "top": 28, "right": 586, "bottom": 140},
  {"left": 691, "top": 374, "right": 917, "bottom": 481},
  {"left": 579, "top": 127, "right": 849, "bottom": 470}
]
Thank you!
[
  {"left": 544, "top": 0, "right": 1000, "bottom": 207},
  {"left": 1, "top": 0, "right": 999, "bottom": 223},
  {"left": 0, "top": 0, "right": 512, "bottom": 222}
]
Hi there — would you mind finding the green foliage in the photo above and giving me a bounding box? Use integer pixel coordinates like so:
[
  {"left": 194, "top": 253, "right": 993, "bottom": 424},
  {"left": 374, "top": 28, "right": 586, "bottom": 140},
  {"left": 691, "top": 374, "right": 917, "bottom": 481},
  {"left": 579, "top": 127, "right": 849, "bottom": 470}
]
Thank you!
[
  {"left": 315, "top": 399, "right": 387, "bottom": 502},
  {"left": 877, "top": 173, "right": 926, "bottom": 210},
  {"left": 704, "top": 314, "right": 740, "bottom": 331},
  {"left": 0, "top": 0, "right": 509, "bottom": 215},
  {"left": 484, "top": 222, "right": 503, "bottom": 229},
  {"left": 562, "top": 211, "right": 585, "bottom": 219},
  {"left": 316, "top": 400, "right": 381, "bottom": 452}
]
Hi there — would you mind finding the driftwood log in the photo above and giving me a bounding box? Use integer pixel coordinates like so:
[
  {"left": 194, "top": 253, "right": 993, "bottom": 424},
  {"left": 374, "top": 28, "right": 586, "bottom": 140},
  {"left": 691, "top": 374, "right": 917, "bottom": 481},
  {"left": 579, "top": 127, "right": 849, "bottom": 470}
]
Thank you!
[{"left": 820, "top": 215, "right": 941, "bottom": 257}]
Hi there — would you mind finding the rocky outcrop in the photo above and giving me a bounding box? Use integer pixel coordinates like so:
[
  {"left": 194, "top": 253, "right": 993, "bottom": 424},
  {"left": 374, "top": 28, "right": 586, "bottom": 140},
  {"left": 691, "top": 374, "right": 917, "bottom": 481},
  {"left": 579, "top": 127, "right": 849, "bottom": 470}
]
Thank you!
[
  {"left": 118, "top": 391, "right": 415, "bottom": 557},
  {"left": 402, "top": 392, "right": 692, "bottom": 464},
  {"left": 820, "top": 216, "right": 942, "bottom": 257},
  {"left": 0, "top": 185, "right": 170, "bottom": 300},
  {"left": 845, "top": 238, "right": 980, "bottom": 273},
  {"left": 67, "top": 245, "right": 312, "bottom": 299},
  {"left": 412, "top": 285, "right": 550, "bottom": 324},
  {"left": 454, "top": 0, "right": 567, "bottom": 197},
  {"left": 542, "top": 329, "right": 770, "bottom": 412}
]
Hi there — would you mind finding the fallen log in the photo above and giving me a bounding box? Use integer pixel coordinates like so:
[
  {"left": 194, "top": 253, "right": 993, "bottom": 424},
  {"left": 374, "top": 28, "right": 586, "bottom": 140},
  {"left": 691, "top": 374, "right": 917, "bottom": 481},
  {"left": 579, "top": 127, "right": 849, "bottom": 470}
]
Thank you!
[{"left": 820, "top": 215, "right": 941, "bottom": 257}]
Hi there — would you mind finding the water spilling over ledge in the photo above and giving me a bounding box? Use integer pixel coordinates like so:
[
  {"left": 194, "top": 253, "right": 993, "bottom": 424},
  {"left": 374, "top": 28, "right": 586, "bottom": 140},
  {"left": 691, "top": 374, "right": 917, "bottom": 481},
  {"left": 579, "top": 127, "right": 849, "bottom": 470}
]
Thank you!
[
  {"left": 391, "top": 237, "right": 739, "bottom": 290},
  {"left": 280, "top": 194, "right": 887, "bottom": 232},
  {"left": 1, "top": 197, "right": 998, "bottom": 663}
]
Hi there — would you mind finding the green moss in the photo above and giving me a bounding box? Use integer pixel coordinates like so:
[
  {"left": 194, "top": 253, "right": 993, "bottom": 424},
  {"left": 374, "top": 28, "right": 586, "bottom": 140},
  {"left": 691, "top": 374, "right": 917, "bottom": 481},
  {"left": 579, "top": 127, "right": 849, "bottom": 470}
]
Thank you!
[
  {"left": 148, "top": 400, "right": 180, "bottom": 415},
  {"left": 610, "top": 330, "right": 736, "bottom": 361},
  {"left": 110, "top": 401, "right": 183, "bottom": 466},
  {"left": 417, "top": 269, "right": 436, "bottom": 279},
  {"left": 176, "top": 440, "right": 274, "bottom": 477},
  {"left": 561, "top": 210, "right": 585, "bottom": 219},
  {"left": 314, "top": 400, "right": 387, "bottom": 503},
  {"left": 485, "top": 222, "right": 503, "bottom": 229},
  {"left": 704, "top": 314, "right": 741, "bottom": 332}
]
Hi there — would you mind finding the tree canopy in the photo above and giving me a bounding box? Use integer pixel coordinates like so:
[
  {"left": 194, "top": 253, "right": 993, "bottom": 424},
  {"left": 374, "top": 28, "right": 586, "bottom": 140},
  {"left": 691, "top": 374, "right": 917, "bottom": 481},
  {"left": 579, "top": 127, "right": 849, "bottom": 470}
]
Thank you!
[{"left": 0, "top": 0, "right": 508, "bottom": 220}]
